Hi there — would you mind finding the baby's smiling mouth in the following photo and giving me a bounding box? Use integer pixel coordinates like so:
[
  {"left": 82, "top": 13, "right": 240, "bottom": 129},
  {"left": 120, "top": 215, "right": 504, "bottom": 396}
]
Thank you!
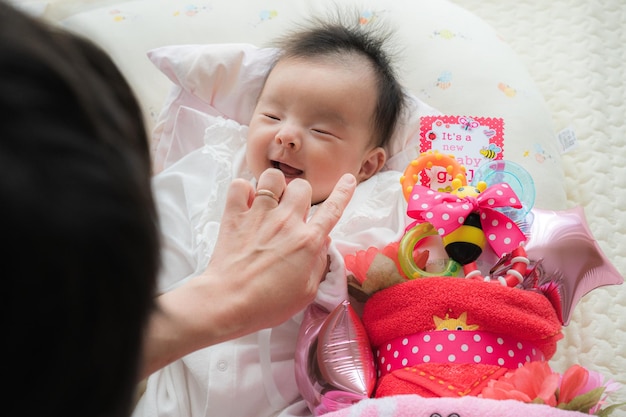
[{"left": 271, "top": 160, "right": 303, "bottom": 177}]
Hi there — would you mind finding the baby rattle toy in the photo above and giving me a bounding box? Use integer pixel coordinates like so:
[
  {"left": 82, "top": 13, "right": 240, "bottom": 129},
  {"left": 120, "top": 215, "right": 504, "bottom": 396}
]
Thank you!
[
  {"left": 399, "top": 150, "right": 467, "bottom": 201},
  {"left": 399, "top": 152, "right": 529, "bottom": 286}
]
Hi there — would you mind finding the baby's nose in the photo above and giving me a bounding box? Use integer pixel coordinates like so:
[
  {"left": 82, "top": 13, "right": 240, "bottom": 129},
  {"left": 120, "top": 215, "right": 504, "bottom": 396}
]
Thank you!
[{"left": 275, "top": 125, "right": 301, "bottom": 150}]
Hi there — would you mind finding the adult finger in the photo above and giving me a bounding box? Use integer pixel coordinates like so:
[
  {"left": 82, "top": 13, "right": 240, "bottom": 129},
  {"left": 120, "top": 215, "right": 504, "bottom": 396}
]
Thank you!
[
  {"left": 223, "top": 178, "right": 256, "bottom": 214},
  {"left": 252, "top": 168, "right": 286, "bottom": 208},
  {"left": 309, "top": 173, "right": 356, "bottom": 234},
  {"left": 279, "top": 177, "right": 314, "bottom": 221}
]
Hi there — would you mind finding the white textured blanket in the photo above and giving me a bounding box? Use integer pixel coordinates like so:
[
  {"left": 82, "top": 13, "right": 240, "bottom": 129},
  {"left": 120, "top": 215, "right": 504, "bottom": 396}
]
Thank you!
[{"left": 453, "top": 0, "right": 626, "bottom": 412}]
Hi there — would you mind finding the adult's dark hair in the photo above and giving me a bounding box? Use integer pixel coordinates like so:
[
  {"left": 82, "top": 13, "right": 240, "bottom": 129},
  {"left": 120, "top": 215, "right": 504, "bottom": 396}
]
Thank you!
[
  {"left": 273, "top": 12, "right": 405, "bottom": 149},
  {"left": 0, "top": 2, "right": 159, "bottom": 416}
]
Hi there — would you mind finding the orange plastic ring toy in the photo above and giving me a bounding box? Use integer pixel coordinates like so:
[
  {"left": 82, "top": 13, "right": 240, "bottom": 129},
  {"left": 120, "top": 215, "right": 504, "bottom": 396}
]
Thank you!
[{"left": 400, "top": 150, "right": 467, "bottom": 201}]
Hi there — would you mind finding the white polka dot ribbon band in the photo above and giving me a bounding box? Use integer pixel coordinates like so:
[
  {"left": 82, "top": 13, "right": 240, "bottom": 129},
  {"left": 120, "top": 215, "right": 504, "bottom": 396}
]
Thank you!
[{"left": 375, "top": 330, "right": 544, "bottom": 377}]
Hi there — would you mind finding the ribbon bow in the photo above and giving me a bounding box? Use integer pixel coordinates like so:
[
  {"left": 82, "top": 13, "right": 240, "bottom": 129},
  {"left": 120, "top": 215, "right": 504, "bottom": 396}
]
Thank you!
[{"left": 407, "top": 183, "right": 527, "bottom": 257}]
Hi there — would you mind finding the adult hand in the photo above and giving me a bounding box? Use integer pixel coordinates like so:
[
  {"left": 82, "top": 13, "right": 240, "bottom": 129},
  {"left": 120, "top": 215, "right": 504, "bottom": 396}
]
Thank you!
[{"left": 141, "top": 169, "right": 356, "bottom": 377}]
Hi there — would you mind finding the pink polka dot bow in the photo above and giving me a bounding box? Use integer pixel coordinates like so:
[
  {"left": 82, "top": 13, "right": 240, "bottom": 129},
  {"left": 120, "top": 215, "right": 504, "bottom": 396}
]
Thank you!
[{"left": 407, "top": 183, "right": 527, "bottom": 256}]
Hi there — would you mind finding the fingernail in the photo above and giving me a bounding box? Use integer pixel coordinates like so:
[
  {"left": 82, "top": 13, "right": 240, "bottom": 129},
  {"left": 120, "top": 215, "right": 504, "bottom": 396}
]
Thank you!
[{"left": 343, "top": 173, "right": 356, "bottom": 185}]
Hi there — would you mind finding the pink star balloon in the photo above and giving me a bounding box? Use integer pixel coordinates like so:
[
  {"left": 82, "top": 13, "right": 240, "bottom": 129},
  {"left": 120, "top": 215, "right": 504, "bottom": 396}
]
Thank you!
[{"left": 524, "top": 206, "right": 624, "bottom": 325}]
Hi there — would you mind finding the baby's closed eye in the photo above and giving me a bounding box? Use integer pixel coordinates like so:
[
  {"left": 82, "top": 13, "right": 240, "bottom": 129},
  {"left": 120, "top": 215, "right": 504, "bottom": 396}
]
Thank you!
[{"left": 263, "top": 113, "right": 280, "bottom": 121}]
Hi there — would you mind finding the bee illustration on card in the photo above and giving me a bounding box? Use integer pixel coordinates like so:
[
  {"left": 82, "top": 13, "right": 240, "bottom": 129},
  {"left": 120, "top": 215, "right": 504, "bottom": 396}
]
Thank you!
[{"left": 480, "top": 144, "right": 502, "bottom": 160}]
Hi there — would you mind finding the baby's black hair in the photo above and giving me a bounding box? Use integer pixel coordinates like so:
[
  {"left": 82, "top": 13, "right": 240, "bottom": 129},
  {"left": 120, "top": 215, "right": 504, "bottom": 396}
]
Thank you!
[{"left": 273, "top": 12, "right": 404, "bottom": 149}]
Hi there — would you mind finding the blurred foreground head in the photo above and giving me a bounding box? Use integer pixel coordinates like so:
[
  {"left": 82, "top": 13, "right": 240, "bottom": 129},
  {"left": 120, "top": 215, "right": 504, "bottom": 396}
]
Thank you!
[{"left": 0, "top": 3, "right": 159, "bottom": 416}]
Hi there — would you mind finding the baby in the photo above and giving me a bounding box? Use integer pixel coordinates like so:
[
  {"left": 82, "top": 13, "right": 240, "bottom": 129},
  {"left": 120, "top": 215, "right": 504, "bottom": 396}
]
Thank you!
[
  {"left": 247, "top": 21, "right": 403, "bottom": 206},
  {"left": 135, "top": 17, "right": 409, "bottom": 417}
]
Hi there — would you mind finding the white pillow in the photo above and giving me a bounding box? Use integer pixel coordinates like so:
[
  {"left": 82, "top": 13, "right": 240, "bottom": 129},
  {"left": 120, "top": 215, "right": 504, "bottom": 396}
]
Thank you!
[
  {"left": 147, "top": 44, "right": 276, "bottom": 172},
  {"left": 59, "top": 0, "right": 567, "bottom": 210}
]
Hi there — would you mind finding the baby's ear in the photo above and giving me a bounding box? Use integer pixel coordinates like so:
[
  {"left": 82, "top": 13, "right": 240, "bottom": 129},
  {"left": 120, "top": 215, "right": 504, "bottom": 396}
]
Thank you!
[{"left": 357, "top": 147, "right": 386, "bottom": 182}]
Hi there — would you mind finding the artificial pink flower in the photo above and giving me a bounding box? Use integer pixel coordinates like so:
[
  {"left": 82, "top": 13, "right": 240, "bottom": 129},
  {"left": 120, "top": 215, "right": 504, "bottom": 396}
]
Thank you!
[
  {"left": 344, "top": 247, "right": 380, "bottom": 284},
  {"left": 343, "top": 242, "right": 425, "bottom": 283},
  {"left": 482, "top": 380, "right": 533, "bottom": 403},
  {"left": 481, "top": 362, "right": 623, "bottom": 414},
  {"left": 557, "top": 365, "right": 624, "bottom": 413},
  {"left": 583, "top": 369, "right": 621, "bottom": 398},
  {"left": 558, "top": 364, "right": 589, "bottom": 404},
  {"left": 481, "top": 362, "right": 559, "bottom": 406},
  {"left": 582, "top": 369, "right": 622, "bottom": 414}
]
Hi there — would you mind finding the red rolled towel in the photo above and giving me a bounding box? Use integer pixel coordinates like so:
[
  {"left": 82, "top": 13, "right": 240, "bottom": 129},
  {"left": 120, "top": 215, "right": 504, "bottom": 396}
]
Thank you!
[{"left": 361, "top": 277, "right": 563, "bottom": 398}]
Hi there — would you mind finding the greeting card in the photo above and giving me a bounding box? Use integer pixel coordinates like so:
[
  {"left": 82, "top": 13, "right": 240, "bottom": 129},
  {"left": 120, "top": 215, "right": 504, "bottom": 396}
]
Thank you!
[{"left": 419, "top": 115, "right": 504, "bottom": 189}]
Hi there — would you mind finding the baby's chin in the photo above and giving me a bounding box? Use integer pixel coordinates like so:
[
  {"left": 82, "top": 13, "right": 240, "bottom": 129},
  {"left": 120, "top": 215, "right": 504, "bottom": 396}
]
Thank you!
[{"left": 310, "top": 190, "right": 332, "bottom": 206}]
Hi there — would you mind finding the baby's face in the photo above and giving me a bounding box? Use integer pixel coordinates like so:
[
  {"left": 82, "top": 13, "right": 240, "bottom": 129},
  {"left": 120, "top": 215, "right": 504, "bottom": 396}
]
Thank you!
[{"left": 246, "top": 56, "right": 380, "bottom": 205}]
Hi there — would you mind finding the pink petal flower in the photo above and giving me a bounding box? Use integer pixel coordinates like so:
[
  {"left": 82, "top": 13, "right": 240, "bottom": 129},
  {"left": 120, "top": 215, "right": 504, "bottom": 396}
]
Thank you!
[
  {"left": 559, "top": 364, "right": 589, "bottom": 404},
  {"left": 587, "top": 371, "right": 622, "bottom": 414},
  {"left": 480, "top": 362, "right": 622, "bottom": 414},
  {"left": 482, "top": 380, "right": 532, "bottom": 402},
  {"left": 344, "top": 247, "right": 380, "bottom": 284},
  {"left": 481, "top": 362, "right": 558, "bottom": 406}
]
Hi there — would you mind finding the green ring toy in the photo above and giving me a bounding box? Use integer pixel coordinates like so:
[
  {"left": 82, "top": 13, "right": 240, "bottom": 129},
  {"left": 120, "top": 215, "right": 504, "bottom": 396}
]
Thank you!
[{"left": 398, "top": 222, "right": 461, "bottom": 279}]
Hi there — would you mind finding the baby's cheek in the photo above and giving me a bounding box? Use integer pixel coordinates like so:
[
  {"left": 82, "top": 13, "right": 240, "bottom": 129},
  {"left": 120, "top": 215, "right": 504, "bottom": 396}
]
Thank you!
[
  {"left": 244, "top": 145, "right": 264, "bottom": 178},
  {"left": 309, "top": 178, "right": 339, "bottom": 206}
]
